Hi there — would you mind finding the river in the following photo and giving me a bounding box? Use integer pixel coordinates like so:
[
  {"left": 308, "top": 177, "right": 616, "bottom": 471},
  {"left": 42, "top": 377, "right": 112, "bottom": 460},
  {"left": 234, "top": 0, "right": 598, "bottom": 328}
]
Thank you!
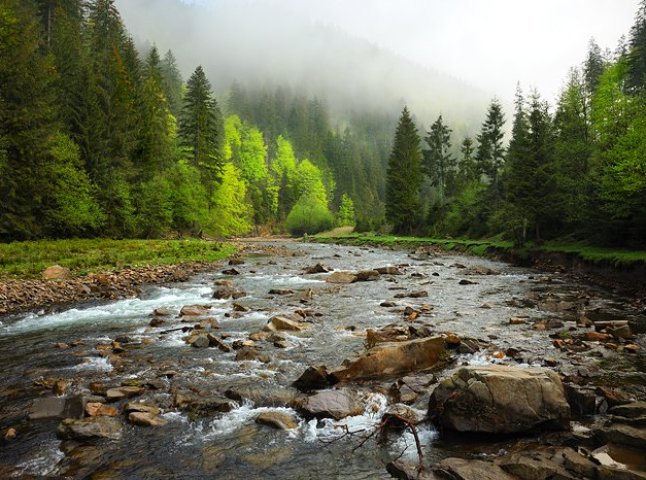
[{"left": 0, "top": 241, "right": 644, "bottom": 479}]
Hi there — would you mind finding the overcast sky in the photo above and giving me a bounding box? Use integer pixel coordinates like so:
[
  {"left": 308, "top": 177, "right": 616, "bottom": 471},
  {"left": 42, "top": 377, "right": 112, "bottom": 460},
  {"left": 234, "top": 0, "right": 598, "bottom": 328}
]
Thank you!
[{"left": 183, "top": 0, "right": 638, "bottom": 101}]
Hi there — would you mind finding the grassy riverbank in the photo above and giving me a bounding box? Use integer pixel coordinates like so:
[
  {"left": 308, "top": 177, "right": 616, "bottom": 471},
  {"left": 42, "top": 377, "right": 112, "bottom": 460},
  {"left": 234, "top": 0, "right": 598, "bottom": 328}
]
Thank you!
[
  {"left": 312, "top": 232, "right": 646, "bottom": 267},
  {"left": 0, "top": 239, "right": 236, "bottom": 279}
]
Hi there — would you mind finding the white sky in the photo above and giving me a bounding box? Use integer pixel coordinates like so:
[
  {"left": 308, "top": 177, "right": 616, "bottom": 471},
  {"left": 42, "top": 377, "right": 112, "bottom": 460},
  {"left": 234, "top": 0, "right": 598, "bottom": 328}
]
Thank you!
[{"left": 193, "top": 0, "right": 638, "bottom": 101}]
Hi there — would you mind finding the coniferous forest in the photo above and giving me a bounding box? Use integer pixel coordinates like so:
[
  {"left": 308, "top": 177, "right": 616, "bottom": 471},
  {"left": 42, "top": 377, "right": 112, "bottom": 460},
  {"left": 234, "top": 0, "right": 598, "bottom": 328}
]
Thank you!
[{"left": 2, "top": 0, "right": 646, "bottom": 249}]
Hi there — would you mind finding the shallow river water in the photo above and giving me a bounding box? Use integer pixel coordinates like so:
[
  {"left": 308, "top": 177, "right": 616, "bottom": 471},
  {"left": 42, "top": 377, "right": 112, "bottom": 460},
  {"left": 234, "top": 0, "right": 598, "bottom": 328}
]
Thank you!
[{"left": 0, "top": 241, "right": 644, "bottom": 479}]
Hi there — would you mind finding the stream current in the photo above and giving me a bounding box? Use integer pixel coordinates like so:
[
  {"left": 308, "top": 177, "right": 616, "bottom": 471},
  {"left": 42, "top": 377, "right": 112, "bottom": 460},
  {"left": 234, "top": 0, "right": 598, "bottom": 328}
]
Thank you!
[{"left": 0, "top": 241, "right": 644, "bottom": 479}]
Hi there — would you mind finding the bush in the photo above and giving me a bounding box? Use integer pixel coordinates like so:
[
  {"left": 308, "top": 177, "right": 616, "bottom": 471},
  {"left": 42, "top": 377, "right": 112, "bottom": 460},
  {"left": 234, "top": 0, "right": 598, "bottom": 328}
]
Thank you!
[{"left": 285, "top": 196, "right": 335, "bottom": 236}]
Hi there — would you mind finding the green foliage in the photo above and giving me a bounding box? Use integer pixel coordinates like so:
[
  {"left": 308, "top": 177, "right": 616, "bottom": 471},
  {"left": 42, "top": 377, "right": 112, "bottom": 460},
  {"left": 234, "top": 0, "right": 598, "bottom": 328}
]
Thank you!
[
  {"left": 208, "top": 163, "right": 254, "bottom": 237},
  {"left": 169, "top": 160, "right": 210, "bottom": 234},
  {"left": 180, "top": 65, "right": 224, "bottom": 189},
  {"left": 423, "top": 115, "right": 455, "bottom": 207},
  {"left": 45, "top": 133, "right": 105, "bottom": 236},
  {"left": 476, "top": 99, "right": 506, "bottom": 185},
  {"left": 286, "top": 195, "right": 335, "bottom": 236},
  {"left": 336, "top": 193, "right": 356, "bottom": 226},
  {"left": 134, "top": 174, "right": 173, "bottom": 238},
  {"left": 385, "top": 107, "right": 423, "bottom": 234}
]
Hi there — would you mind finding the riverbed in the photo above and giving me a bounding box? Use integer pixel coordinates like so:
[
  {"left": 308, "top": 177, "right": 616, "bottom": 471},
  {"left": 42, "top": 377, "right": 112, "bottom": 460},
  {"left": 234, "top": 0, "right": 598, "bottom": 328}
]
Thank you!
[{"left": 0, "top": 241, "right": 644, "bottom": 479}]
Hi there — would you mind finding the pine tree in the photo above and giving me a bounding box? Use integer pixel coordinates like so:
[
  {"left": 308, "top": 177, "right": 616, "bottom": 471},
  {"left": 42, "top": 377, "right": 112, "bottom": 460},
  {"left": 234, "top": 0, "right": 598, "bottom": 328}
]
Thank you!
[
  {"left": 385, "top": 107, "right": 423, "bottom": 234},
  {"left": 160, "top": 49, "right": 184, "bottom": 118},
  {"left": 423, "top": 115, "right": 455, "bottom": 206},
  {"left": 476, "top": 99, "right": 506, "bottom": 185},
  {"left": 0, "top": 0, "right": 58, "bottom": 239},
  {"left": 458, "top": 137, "right": 478, "bottom": 186},
  {"left": 627, "top": 0, "right": 646, "bottom": 92},
  {"left": 180, "top": 65, "right": 224, "bottom": 190},
  {"left": 584, "top": 38, "right": 606, "bottom": 95}
]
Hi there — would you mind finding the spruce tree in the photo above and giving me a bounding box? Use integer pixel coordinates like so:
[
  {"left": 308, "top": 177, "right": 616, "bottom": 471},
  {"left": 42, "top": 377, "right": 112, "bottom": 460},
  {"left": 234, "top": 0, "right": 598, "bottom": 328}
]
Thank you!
[
  {"left": 458, "top": 137, "right": 478, "bottom": 186},
  {"left": 476, "top": 99, "right": 506, "bottom": 185},
  {"left": 180, "top": 65, "right": 224, "bottom": 190},
  {"left": 423, "top": 115, "right": 455, "bottom": 206},
  {"left": 627, "top": 0, "right": 646, "bottom": 92},
  {"left": 160, "top": 49, "right": 184, "bottom": 118},
  {"left": 385, "top": 107, "right": 422, "bottom": 234}
]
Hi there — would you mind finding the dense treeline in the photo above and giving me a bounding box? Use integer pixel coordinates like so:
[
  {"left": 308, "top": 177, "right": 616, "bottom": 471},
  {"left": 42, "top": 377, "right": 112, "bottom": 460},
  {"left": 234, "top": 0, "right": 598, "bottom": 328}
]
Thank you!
[
  {"left": 0, "top": 0, "right": 378, "bottom": 241},
  {"left": 386, "top": 0, "right": 646, "bottom": 248}
]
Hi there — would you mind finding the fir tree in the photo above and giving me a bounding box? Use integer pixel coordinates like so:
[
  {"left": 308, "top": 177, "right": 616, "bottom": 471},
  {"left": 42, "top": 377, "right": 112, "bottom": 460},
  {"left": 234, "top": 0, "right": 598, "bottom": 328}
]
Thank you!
[
  {"left": 180, "top": 65, "right": 224, "bottom": 190},
  {"left": 476, "top": 99, "right": 506, "bottom": 185},
  {"left": 385, "top": 107, "right": 422, "bottom": 234},
  {"left": 627, "top": 0, "right": 646, "bottom": 92},
  {"left": 423, "top": 114, "right": 455, "bottom": 206}
]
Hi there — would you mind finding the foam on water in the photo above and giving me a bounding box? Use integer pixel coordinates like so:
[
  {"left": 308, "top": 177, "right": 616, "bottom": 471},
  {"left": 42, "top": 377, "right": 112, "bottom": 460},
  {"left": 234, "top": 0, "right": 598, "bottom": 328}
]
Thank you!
[
  {"left": 11, "top": 440, "right": 64, "bottom": 478},
  {"left": 1, "top": 284, "right": 213, "bottom": 335},
  {"left": 302, "top": 393, "right": 389, "bottom": 442},
  {"left": 389, "top": 425, "right": 439, "bottom": 462},
  {"left": 201, "top": 404, "right": 300, "bottom": 439},
  {"left": 73, "top": 356, "right": 113, "bottom": 372}
]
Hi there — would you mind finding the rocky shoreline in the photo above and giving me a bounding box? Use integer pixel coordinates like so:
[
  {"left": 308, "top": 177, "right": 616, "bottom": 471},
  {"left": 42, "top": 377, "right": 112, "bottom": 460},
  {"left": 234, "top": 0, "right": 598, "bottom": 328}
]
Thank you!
[
  {"left": 0, "top": 261, "right": 231, "bottom": 316},
  {"left": 1, "top": 241, "right": 644, "bottom": 478}
]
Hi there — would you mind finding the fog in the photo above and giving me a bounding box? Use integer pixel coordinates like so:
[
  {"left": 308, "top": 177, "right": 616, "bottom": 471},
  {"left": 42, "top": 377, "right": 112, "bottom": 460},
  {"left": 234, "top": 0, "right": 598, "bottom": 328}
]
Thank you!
[{"left": 116, "top": 0, "right": 638, "bottom": 129}]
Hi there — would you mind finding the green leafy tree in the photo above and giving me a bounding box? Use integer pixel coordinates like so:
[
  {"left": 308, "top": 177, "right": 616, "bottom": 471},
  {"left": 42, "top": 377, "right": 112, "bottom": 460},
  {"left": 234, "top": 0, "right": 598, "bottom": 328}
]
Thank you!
[
  {"left": 385, "top": 107, "right": 423, "bottom": 234},
  {"left": 180, "top": 65, "right": 224, "bottom": 190},
  {"left": 169, "top": 159, "right": 209, "bottom": 234},
  {"left": 208, "top": 163, "right": 253, "bottom": 237},
  {"left": 271, "top": 135, "right": 299, "bottom": 218},
  {"left": 336, "top": 193, "right": 356, "bottom": 226}
]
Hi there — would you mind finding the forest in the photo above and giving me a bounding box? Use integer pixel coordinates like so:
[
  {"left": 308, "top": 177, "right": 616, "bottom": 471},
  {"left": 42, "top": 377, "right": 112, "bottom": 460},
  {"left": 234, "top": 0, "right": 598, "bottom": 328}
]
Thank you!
[{"left": 1, "top": 0, "right": 646, "bottom": 249}]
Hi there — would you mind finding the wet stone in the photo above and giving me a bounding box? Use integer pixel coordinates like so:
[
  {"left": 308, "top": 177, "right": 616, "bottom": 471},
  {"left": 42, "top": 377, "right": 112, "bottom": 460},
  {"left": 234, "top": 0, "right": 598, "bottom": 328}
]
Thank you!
[
  {"left": 128, "top": 411, "right": 167, "bottom": 427},
  {"left": 255, "top": 411, "right": 299, "bottom": 430},
  {"left": 57, "top": 417, "right": 123, "bottom": 440}
]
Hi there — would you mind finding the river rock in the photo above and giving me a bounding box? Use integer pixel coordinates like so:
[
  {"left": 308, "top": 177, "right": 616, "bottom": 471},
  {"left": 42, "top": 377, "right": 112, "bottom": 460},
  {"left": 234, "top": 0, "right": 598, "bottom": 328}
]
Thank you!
[
  {"left": 387, "top": 461, "right": 439, "bottom": 479},
  {"left": 222, "top": 268, "right": 240, "bottom": 275},
  {"left": 263, "top": 315, "right": 305, "bottom": 332},
  {"left": 599, "top": 424, "right": 646, "bottom": 448},
  {"left": 128, "top": 412, "right": 167, "bottom": 427},
  {"left": 497, "top": 448, "right": 584, "bottom": 480},
  {"left": 428, "top": 365, "right": 570, "bottom": 434},
  {"left": 57, "top": 417, "right": 123, "bottom": 440},
  {"left": 293, "top": 366, "right": 332, "bottom": 392},
  {"left": 394, "top": 290, "right": 428, "bottom": 299},
  {"left": 564, "top": 384, "right": 597, "bottom": 416},
  {"left": 255, "top": 411, "right": 299, "bottom": 430},
  {"left": 29, "top": 395, "right": 84, "bottom": 420},
  {"left": 205, "top": 333, "right": 231, "bottom": 352},
  {"left": 302, "top": 389, "right": 363, "bottom": 420},
  {"left": 610, "top": 402, "right": 646, "bottom": 419},
  {"left": 268, "top": 288, "right": 294, "bottom": 295},
  {"left": 153, "top": 308, "right": 174, "bottom": 316},
  {"left": 124, "top": 402, "right": 161, "bottom": 415},
  {"left": 376, "top": 266, "right": 403, "bottom": 275},
  {"left": 180, "top": 305, "right": 211, "bottom": 316},
  {"left": 213, "top": 286, "right": 246, "bottom": 300},
  {"left": 326, "top": 271, "right": 357, "bottom": 284},
  {"left": 174, "top": 391, "right": 234, "bottom": 414},
  {"left": 304, "top": 263, "right": 330, "bottom": 274},
  {"left": 85, "top": 402, "right": 118, "bottom": 417},
  {"left": 225, "top": 386, "right": 305, "bottom": 408},
  {"left": 105, "top": 386, "right": 144, "bottom": 402},
  {"left": 330, "top": 336, "right": 448, "bottom": 382},
  {"left": 355, "top": 270, "right": 380, "bottom": 281},
  {"left": 187, "top": 334, "right": 210, "bottom": 348},
  {"left": 42, "top": 265, "right": 70, "bottom": 280},
  {"left": 435, "top": 458, "right": 516, "bottom": 480},
  {"left": 235, "top": 347, "right": 271, "bottom": 363},
  {"left": 149, "top": 317, "right": 165, "bottom": 327}
]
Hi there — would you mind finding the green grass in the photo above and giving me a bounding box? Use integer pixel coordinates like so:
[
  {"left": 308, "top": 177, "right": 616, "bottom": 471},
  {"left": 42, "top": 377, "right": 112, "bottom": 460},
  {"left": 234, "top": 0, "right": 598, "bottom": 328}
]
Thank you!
[
  {"left": 0, "top": 238, "right": 236, "bottom": 279},
  {"left": 542, "top": 241, "right": 646, "bottom": 266},
  {"left": 312, "top": 232, "right": 512, "bottom": 255},
  {"left": 312, "top": 232, "right": 646, "bottom": 266}
]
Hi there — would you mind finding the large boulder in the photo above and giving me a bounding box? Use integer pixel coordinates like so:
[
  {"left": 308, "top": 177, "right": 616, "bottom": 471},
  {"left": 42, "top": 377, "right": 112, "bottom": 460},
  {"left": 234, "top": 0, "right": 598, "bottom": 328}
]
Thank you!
[
  {"left": 428, "top": 365, "right": 570, "bottom": 434},
  {"left": 263, "top": 315, "right": 305, "bottom": 332},
  {"left": 330, "top": 336, "right": 448, "bottom": 382},
  {"left": 57, "top": 417, "right": 123, "bottom": 440},
  {"left": 301, "top": 389, "right": 363, "bottom": 420}
]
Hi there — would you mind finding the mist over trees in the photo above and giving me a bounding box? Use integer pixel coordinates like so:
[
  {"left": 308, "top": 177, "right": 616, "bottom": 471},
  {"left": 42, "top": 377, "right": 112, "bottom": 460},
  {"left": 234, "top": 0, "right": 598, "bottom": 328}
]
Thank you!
[
  {"left": 2, "top": 0, "right": 646, "bottom": 249},
  {"left": 387, "top": 0, "right": 646, "bottom": 248}
]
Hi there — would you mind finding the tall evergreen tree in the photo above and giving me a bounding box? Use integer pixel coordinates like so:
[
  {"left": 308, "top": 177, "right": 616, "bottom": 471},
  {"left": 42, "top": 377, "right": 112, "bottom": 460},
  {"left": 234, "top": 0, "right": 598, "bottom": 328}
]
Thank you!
[
  {"left": 385, "top": 107, "right": 423, "bottom": 234},
  {"left": 584, "top": 38, "right": 606, "bottom": 94},
  {"left": 458, "top": 137, "right": 478, "bottom": 186},
  {"left": 627, "top": 0, "right": 646, "bottom": 92},
  {"left": 180, "top": 65, "right": 224, "bottom": 190},
  {"left": 160, "top": 49, "right": 183, "bottom": 118},
  {"left": 476, "top": 99, "right": 506, "bottom": 185},
  {"left": 423, "top": 115, "right": 455, "bottom": 207}
]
